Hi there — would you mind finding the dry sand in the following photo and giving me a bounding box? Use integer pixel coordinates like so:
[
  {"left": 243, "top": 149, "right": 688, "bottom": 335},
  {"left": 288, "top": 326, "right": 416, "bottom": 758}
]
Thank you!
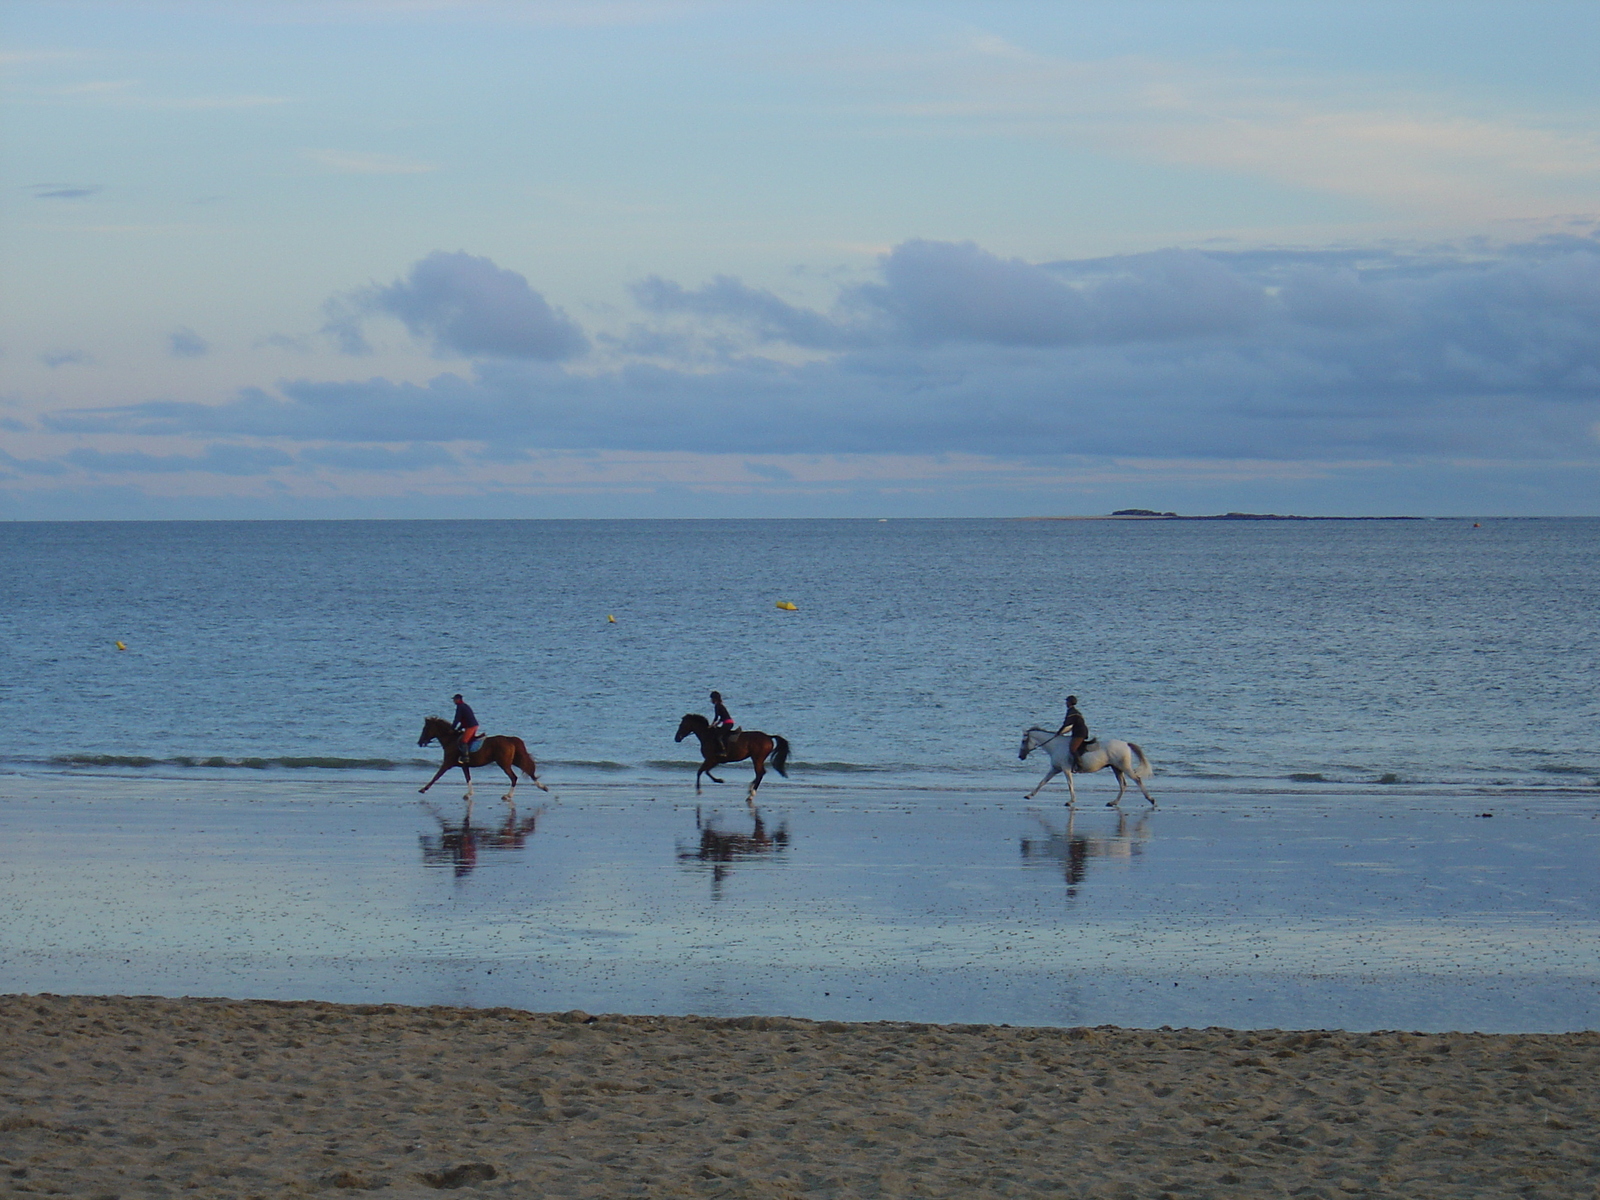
[{"left": 1, "top": 994, "right": 1595, "bottom": 1199}]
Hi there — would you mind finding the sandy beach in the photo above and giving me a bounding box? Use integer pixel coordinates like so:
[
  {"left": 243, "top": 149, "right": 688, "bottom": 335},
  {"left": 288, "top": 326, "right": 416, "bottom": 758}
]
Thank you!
[{"left": 2, "top": 994, "right": 1595, "bottom": 1199}]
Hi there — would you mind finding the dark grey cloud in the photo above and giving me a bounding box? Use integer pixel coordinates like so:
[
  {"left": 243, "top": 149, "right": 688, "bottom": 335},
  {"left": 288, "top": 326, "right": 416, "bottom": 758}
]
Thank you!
[
  {"left": 66, "top": 444, "right": 293, "bottom": 476},
  {"left": 336, "top": 251, "right": 589, "bottom": 361},
  {"left": 168, "top": 328, "right": 209, "bottom": 358},
  {"left": 632, "top": 274, "right": 865, "bottom": 349},
  {"left": 37, "top": 236, "right": 1600, "bottom": 468},
  {"left": 297, "top": 443, "right": 456, "bottom": 471},
  {"left": 28, "top": 183, "right": 102, "bottom": 200},
  {"left": 40, "top": 349, "right": 94, "bottom": 368},
  {"left": 0, "top": 449, "right": 68, "bottom": 477}
]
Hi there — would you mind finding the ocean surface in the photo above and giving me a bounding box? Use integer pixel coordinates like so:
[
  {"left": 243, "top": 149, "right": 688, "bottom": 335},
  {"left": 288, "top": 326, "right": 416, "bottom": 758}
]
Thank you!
[
  {"left": 3, "top": 518, "right": 1598, "bottom": 1031},
  {"left": 2, "top": 518, "right": 1596, "bottom": 793}
]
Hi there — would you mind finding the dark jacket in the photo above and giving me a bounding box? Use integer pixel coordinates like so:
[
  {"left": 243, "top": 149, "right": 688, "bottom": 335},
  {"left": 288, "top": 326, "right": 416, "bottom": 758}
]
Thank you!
[{"left": 1057, "top": 707, "right": 1087, "bottom": 740}]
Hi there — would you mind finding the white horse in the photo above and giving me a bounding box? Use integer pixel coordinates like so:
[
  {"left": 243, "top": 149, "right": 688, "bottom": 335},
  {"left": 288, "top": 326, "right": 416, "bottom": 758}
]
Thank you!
[{"left": 1018, "top": 727, "right": 1156, "bottom": 807}]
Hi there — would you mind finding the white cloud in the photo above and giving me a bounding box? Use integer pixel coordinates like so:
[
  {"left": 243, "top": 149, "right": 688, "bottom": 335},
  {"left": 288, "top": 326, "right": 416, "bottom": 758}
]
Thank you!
[{"left": 826, "top": 36, "right": 1600, "bottom": 222}]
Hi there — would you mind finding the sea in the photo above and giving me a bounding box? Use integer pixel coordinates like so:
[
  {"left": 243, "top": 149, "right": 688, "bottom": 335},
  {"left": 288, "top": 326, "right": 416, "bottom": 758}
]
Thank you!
[
  {"left": 3, "top": 517, "right": 1597, "bottom": 791},
  {"left": 2, "top": 518, "right": 1598, "bottom": 1031}
]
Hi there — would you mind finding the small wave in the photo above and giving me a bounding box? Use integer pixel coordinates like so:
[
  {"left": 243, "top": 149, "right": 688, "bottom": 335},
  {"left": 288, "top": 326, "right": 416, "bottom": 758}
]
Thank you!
[
  {"left": 47, "top": 754, "right": 417, "bottom": 771},
  {"left": 795, "top": 761, "right": 896, "bottom": 774},
  {"left": 1536, "top": 763, "right": 1594, "bottom": 776},
  {"left": 644, "top": 758, "right": 907, "bottom": 774},
  {"left": 549, "top": 760, "right": 633, "bottom": 772}
]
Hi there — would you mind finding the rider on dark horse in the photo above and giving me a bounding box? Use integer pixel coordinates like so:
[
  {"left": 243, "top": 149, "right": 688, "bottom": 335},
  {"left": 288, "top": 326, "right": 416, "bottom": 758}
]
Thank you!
[
  {"left": 709, "top": 690, "right": 736, "bottom": 759},
  {"left": 452, "top": 694, "right": 481, "bottom": 764},
  {"left": 1055, "top": 694, "right": 1090, "bottom": 766}
]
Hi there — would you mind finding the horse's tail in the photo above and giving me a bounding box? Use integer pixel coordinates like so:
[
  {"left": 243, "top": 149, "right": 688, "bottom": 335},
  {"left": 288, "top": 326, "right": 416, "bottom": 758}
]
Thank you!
[
  {"left": 513, "top": 738, "right": 539, "bottom": 780},
  {"left": 770, "top": 735, "right": 791, "bottom": 778},
  {"left": 1126, "top": 741, "right": 1153, "bottom": 779}
]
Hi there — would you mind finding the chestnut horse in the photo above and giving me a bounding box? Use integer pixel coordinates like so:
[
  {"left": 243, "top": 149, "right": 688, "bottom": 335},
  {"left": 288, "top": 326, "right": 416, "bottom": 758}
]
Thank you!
[
  {"left": 674, "top": 713, "right": 791, "bottom": 802},
  {"left": 417, "top": 715, "right": 548, "bottom": 800}
]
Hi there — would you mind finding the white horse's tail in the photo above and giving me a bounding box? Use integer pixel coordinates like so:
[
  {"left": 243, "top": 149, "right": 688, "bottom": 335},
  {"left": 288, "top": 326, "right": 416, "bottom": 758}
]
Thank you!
[{"left": 1125, "top": 741, "right": 1153, "bottom": 779}]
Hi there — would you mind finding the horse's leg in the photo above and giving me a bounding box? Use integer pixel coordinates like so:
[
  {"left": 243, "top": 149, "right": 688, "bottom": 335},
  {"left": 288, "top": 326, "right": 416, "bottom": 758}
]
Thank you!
[
  {"left": 746, "top": 752, "right": 766, "bottom": 805},
  {"left": 498, "top": 751, "right": 519, "bottom": 803},
  {"left": 1025, "top": 766, "right": 1058, "bottom": 800},
  {"left": 419, "top": 760, "right": 453, "bottom": 794},
  {"left": 1135, "top": 774, "right": 1157, "bottom": 807},
  {"left": 1109, "top": 767, "right": 1127, "bottom": 808},
  {"left": 1065, "top": 769, "right": 1077, "bottom": 808}
]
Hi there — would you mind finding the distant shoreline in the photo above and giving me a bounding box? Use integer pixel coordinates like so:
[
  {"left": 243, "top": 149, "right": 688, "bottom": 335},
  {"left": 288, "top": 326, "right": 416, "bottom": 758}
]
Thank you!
[{"left": 1019, "top": 510, "right": 1428, "bottom": 521}]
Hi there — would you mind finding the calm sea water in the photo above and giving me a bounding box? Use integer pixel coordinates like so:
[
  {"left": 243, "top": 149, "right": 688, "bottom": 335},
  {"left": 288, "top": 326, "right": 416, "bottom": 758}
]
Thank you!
[
  {"left": 0, "top": 518, "right": 1593, "bottom": 793},
  {"left": 2, "top": 518, "right": 1597, "bottom": 793}
]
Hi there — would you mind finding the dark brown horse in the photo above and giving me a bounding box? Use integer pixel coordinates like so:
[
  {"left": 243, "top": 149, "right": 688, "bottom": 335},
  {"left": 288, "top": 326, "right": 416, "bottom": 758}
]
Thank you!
[
  {"left": 675, "top": 712, "right": 791, "bottom": 802},
  {"left": 417, "top": 716, "right": 548, "bottom": 800}
]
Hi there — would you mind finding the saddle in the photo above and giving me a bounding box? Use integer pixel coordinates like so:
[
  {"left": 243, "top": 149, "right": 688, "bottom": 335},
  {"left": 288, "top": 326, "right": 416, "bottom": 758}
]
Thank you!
[{"left": 459, "top": 736, "right": 486, "bottom": 759}]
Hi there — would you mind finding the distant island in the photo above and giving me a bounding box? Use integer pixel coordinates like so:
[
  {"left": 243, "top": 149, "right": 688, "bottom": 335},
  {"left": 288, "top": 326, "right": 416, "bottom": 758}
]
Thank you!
[
  {"left": 1019, "top": 510, "right": 1424, "bottom": 521},
  {"left": 1108, "top": 510, "right": 1422, "bottom": 521}
]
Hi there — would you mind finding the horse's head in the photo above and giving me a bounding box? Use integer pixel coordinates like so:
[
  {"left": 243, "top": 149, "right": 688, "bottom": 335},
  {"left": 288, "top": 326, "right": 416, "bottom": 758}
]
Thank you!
[
  {"left": 675, "top": 713, "right": 707, "bottom": 743},
  {"left": 1019, "top": 728, "right": 1042, "bottom": 760},
  {"left": 419, "top": 716, "right": 449, "bottom": 747}
]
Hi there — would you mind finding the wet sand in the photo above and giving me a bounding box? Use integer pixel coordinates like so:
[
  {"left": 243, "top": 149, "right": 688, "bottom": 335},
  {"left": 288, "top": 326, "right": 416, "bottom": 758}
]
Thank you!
[
  {"left": 5, "top": 778, "right": 1599, "bottom": 1032},
  {"left": 3, "top": 992, "right": 1596, "bottom": 1199}
]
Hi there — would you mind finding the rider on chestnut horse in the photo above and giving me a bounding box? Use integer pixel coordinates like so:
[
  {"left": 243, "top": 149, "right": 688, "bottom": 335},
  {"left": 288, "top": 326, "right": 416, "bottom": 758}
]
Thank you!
[
  {"left": 709, "top": 690, "right": 735, "bottom": 759},
  {"left": 452, "top": 694, "right": 481, "bottom": 764}
]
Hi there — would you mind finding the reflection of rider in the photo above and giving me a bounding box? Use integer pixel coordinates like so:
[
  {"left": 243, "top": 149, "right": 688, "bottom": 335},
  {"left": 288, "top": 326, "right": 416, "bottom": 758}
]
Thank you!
[
  {"left": 1055, "top": 694, "right": 1088, "bottom": 763},
  {"left": 709, "top": 690, "right": 735, "bottom": 758},
  {"left": 452, "top": 693, "right": 480, "bottom": 764}
]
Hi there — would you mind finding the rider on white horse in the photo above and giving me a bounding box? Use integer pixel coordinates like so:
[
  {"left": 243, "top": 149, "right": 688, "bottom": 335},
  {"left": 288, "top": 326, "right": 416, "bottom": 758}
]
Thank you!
[{"left": 1055, "top": 695, "right": 1090, "bottom": 766}]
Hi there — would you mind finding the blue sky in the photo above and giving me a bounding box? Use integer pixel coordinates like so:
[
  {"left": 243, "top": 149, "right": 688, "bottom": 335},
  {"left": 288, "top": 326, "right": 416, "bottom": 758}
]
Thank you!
[{"left": 4, "top": 0, "right": 1599, "bottom": 517}]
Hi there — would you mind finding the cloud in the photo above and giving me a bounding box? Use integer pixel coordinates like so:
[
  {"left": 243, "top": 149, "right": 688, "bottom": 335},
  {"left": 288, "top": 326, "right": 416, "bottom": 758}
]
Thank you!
[
  {"left": 39, "top": 236, "right": 1600, "bottom": 470},
  {"left": 297, "top": 443, "right": 457, "bottom": 471},
  {"left": 40, "top": 349, "right": 94, "bottom": 368},
  {"left": 336, "top": 250, "right": 589, "bottom": 360},
  {"left": 0, "top": 449, "right": 67, "bottom": 477},
  {"left": 826, "top": 38, "right": 1600, "bottom": 221},
  {"left": 65, "top": 445, "right": 293, "bottom": 476},
  {"left": 168, "top": 328, "right": 209, "bottom": 358},
  {"left": 632, "top": 274, "right": 864, "bottom": 349},
  {"left": 28, "top": 183, "right": 102, "bottom": 200}
]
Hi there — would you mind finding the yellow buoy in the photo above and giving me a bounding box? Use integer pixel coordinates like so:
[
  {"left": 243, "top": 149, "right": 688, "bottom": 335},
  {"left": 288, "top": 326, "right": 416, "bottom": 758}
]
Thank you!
[
  {"left": 775, "top": 601, "right": 798, "bottom": 611},
  {"left": 607, "top": 614, "right": 616, "bottom": 623},
  {"left": 115, "top": 641, "right": 127, "bottom": 651}
]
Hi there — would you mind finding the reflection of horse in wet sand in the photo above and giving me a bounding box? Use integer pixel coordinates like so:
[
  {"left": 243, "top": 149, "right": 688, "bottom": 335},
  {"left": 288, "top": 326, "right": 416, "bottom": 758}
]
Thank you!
[
  {"left": 674, "top": 713, "right": 791, "bottom": 803},
  {"left": 1020, "top": 808, "right": 1152, "bottom": 899},
  {"left": 419, "top": 799, "right": 544, "bottom": 878},
  {"left": 677, "top": 805, "right": 789, "bottom": 893},
  {"left": 1019, "top": 727, "right": 1155, "bottom": 807},
  {"left": 417, "top": 716, "right": 548, "bottom": 801}
]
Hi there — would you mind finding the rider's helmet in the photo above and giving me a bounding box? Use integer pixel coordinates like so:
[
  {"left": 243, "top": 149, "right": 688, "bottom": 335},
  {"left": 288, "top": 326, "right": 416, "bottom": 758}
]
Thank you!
[{"left": 1066, "top": 694, "right": 1078, "bottom": 706}]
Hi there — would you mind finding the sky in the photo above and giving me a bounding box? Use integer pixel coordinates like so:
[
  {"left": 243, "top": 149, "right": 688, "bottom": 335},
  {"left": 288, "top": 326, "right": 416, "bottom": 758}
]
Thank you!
[{"left": 3, "top": 0, "right": 1600, "bottom": 518}]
